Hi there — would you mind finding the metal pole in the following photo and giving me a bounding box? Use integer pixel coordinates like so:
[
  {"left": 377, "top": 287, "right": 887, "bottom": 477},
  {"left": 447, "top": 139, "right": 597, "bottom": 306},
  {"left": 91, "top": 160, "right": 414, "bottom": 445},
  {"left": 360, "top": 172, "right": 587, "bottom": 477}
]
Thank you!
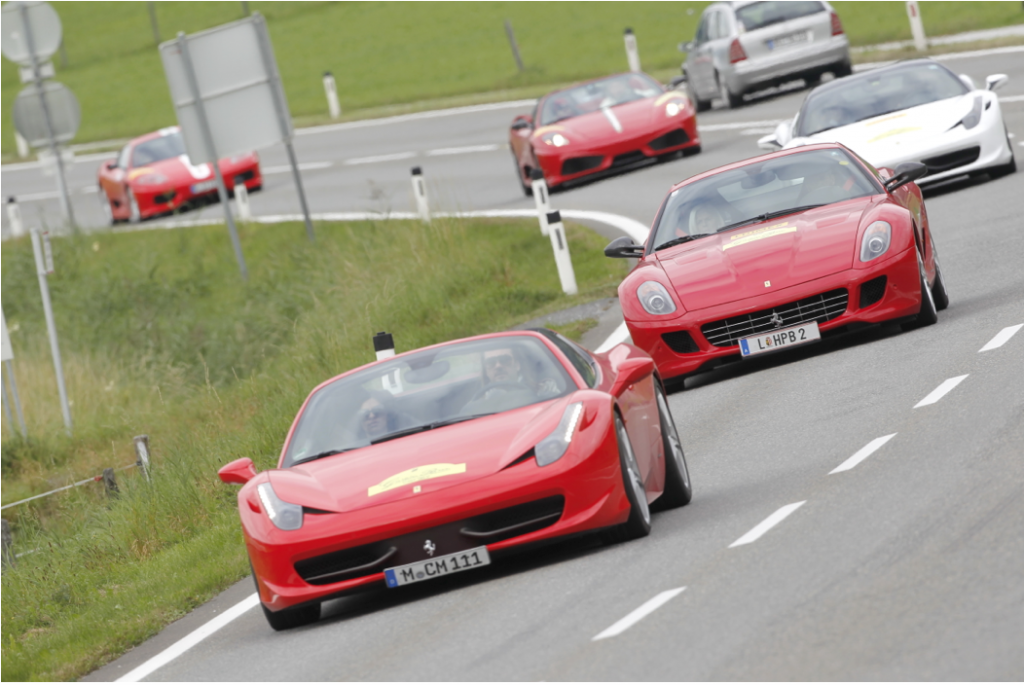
[
  {"left": 4, "top": 361, "right": 28, "bottom": 438},
  {"left": 19, "top": 3, "right": 76, "bottom": 229},
  {"left": 30, "top": 228, "right": 72, "bottom": 434},
  {"left": 504, "top": 20, "right": 525, "bottom": 73},
  {"left": 147, "top": 2, "right": 161, "bottom": 44},
  {"left": 176, "top": 32, "right": 248, "bottom": 280},
  {"left": 252, "top": 14, "right": 315, "bottom": 242}
]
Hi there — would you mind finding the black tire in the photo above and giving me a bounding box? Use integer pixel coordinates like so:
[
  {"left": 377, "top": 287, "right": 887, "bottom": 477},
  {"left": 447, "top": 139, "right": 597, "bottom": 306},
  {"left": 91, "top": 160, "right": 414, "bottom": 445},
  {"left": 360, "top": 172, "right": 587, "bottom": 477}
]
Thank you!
[
  {"left": 988, "top": 130, "right": 1017, "bottom": 179},
  {"left": 251, "top": 560, "right": 320, "bottom": 631},
  {"left": 805, "top": 72, "right": 822, "bottom": 88},
  {"left": 903, "top": 248, "right": 938, "bottom": 330},
  {"left": 717, "top": 72, "right": 743, "bottom": 109},
  {"left": 931, "top": 253, "right": 950, "bottom": 311},
  {"left": 832, "top": 61, "right": 853, "bottom": 78},
  {"left": 98, "top": 185, "right": 115, "bottom": 225},
  {"left": 651, "top": 383, "right": 692, "bottom": 511},
  {"left": 127, "top": 187, "right": 141, "bottom": 223},
  {"left": 687, "top": 75, "right": 711, "bottom": 113},
  {"left": 513, "top": 154, "right": 533, "bottom": 196},
  {"left": 682, "top": 144, "right": 702, "bottom": 157},
  {"left": 602, "top": 413, "right": 652, "bottom": 544}
]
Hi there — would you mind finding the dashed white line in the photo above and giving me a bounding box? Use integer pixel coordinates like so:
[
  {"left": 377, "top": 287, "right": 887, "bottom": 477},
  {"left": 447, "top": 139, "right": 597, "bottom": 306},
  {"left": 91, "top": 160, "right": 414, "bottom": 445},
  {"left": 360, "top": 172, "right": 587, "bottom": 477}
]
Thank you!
[
  {"left": 427, "top": 144, "right": 501, "bottom": 156},
  {"left": 344, "top": 151, "right": 417, "bottom": 166},
  {"left": 729, "top": 501, "right": 806, "bottom": 548},
  {"left": 116, "top": 592, "right": 259, "bottom": 682},
  {"left": 914, "top": 375, "right": 969, "bottom": 408},
  {"left": 979, "top": 324, "right": 1023, "bottom": 352},
  {"left": 262, "top": 161, "right": 333, "bottom": 174},
  {"left": 830, "top": 434, "right": 897, "bottom": 474},
  {"left": 592, "top": 587, "right": 686, "bottom": 641}
]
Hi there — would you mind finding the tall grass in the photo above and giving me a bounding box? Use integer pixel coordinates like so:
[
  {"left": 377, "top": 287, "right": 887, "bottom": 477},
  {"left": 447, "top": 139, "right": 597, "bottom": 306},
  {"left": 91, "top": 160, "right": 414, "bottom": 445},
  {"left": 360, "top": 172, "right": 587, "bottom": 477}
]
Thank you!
[{"left": 0, "top": 216, "right": 626, "bottom": 680}]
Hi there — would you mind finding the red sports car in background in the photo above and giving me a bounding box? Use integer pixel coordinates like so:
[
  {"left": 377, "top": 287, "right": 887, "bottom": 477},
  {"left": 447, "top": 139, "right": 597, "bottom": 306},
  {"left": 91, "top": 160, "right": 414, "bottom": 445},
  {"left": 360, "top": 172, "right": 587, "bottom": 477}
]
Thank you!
[
  {"left": 605, "top": 142, "right": 947, "bottom": 387},
  {"left": 509, "top": 72, "right": 701, "bottom": 194},
  {"left": 97, "top": 126, "right": 261, "bottom": 223},
  {"left": 219, "top": 328, "right": 692, "bottom": 630}
]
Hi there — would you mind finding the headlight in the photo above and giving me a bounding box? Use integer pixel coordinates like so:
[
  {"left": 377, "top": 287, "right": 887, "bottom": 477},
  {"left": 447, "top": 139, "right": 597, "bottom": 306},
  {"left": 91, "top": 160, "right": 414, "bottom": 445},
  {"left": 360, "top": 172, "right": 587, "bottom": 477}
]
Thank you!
[
  {"left": 135, "top": 173, "right": 169, "bottom": 185},
  {"left": 957, "top": 96, "right": 983, "bottom": 130},
  {"left": 542, "top": 132, "right": 571, "bottom": 147},
  {"left": 665, "top": 101, "right": 686, "bottom": 117},
  {"left": 860, "top": 221, "right": 892, "bottom": 262},
  {"left": 535, "top": 402, "right": 583, "bottom": 467},
  {"left": 257, "top": 482, "right": 303, "bottom": 530},
  {"left": 637, "top": 281, "right": 677, "bottom": 315}
]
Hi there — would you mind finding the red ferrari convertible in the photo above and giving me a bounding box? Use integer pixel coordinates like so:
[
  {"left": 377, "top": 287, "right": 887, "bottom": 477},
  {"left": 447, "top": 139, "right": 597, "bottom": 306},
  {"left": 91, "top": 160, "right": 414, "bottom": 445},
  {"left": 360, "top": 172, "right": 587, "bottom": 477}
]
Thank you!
[
  {"left": 509, "top": 72, "right": 701, "bottom": 194},
  {"left": 97, "top": 126, "right": 261, "bottom": 223},
  {"left": 605, "top": 142, "right": 947, "bottom": 386},
  {"left": 219, "top": 329, "right": 691, "bottom": 630}
]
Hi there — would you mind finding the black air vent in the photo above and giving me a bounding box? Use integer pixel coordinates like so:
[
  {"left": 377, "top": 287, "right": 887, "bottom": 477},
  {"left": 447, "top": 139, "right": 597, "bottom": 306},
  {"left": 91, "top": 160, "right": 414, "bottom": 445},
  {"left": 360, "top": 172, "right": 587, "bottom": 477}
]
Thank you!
[
  {"left": 859, "top": 276, "right": 887, "bottom": 309},
  {"left": 561, "top": 156, "right": 604, "bottom": 175},
  {"left": 649, "top": 129, "right": 690, "bottom": 151},
  {"left": 662, "top": 330, "right": 700, "bottom": 354}
]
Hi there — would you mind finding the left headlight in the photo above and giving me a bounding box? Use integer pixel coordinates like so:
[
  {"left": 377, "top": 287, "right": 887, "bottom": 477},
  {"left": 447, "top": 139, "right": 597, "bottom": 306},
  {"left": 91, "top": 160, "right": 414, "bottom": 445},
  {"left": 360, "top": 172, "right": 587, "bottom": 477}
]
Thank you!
[
  {"left": 860, "top": 221, "right": 892, "bottom": 262},
  {"left": 637, "top": 281, "right": 677, "bottom": 316},
  {"left": 956, "top": 96, "right": 983, "bottom": 130},
  {"left": 257, "top": 482, "right": 303, "bottom": 530},
  {"left": 665, "top": 100, "right": 688, "bottom": 117},
  {"left": 542, "top": 132, "right": 571, "bottom": 147},
  {"left": 135, "top": 173, "right": 169, "bottom": 185},
  {"left": 535, "top": 402, "right": 584, "bottom": 467}
]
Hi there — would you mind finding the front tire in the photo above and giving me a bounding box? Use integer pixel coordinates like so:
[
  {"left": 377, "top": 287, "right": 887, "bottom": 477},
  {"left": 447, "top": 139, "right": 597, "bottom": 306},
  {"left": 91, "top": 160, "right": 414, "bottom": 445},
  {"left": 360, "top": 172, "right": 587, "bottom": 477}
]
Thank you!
[
  {"left": 931, "top": 252, "right": 950, "bottom": 311},
  {"left": 98, "top": 185, "right": 115, "bottom": 225},
  {"left": 127, "top": 187, "right": 141, "bottom": 223},
  {"left": 717, "top": 72, "right": 743, "bottom": 109},
  {"left": 602, "top": 413, "right": 652, "bottom": 544},
  {"left": 652, "top": 383, "right": 692, "bottom": 511},
  {"left": 687, "top": 75, "right": 712, "bottom": 113},
  {"left": 903, "top": 248, "right": 938, "bottom": 330},
  {"left": 989, "top": 130, "right": 1017, "bottom": 179},
  {"left": 251, "top": 561, "right": 320, "bottom": 631}
]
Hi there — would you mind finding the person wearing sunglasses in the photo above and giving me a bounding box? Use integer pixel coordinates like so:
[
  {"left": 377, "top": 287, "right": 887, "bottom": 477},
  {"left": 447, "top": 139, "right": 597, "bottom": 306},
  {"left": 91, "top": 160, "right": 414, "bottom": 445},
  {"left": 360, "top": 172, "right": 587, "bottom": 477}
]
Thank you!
[
  {"left": 480, "top": 347, "right": 560, "bottom": 400},
  {"left": 355, "top": 391, "right": 415, "bottom": 441}
]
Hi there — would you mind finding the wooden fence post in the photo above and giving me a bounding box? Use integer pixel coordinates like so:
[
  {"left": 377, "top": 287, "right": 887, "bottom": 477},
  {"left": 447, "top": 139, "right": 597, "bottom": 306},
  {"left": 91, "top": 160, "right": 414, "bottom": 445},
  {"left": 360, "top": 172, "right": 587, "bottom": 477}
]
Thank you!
[{"left": 102, "top": 468, "right": 119, "bottom": 498}]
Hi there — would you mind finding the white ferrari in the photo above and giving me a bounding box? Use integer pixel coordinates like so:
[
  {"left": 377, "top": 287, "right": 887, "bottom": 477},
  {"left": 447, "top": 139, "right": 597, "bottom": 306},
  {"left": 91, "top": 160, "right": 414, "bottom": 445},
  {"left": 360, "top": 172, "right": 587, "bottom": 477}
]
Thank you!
[{"left": 760, "top": 59, "right": 1016, "bottom": 184}]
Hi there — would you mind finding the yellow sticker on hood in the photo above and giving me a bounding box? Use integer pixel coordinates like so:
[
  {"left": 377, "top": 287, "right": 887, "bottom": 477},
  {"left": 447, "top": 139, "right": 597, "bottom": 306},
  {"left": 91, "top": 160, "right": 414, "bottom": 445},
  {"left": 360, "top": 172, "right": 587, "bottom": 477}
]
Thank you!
[
  {"left": 127, "top": 167, "right": 155, "bottom": 181},
  {"left": 722, "top": 223, "right": 797, "bottom": 250},
  {"left": 368, "top": 463, "right": 467, "bottom": 497},
  {"left": 867, "top": 126, "right": 922, "bottom": 144}
]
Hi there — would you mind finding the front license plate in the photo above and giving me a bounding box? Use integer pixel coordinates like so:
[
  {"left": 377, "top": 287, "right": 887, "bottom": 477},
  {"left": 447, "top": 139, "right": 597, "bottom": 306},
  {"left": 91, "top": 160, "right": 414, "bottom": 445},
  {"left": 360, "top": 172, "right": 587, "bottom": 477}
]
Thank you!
[
  {"left": 190, "top": 180, "right": 217, "bottom": 194},
  {"left": 384, "top": 546, "right": 491, "bottom": 588},
  {"left": 739, "top": 322, "right": 820, "bottom": 357}
]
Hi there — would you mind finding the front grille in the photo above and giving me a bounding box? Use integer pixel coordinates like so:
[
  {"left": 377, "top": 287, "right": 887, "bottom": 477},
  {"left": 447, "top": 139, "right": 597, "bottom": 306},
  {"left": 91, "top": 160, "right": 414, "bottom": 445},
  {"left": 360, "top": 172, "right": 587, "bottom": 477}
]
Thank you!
[
  {"left": 859, "top": 276, "right": 887, "bottom": 309},
  {"left": 153, "top": 190, "right": 176, "bottom": 204},
  {"left": 561, "top": 156, "right": 603, "bottom": 175},
  {"left": 294, "top": 496, "right": 565, "bottom": 585},
  {"left": 233, "top": 170, "right": 256, "bottom": 184},
  {"left": 701, "top": 288, "right": 849, "bottom": 348},
  {"left": 921, "top": 146, "right": 980, "bottom": 175},
  {"left": 662, "top": 330, "right": 700, "bottom": 354},
  {"left": 611, "top": 151, "right": 647, "bottom": 169},
  {"left": 648, "top": 129, "right": 690, "bottom": 151}
]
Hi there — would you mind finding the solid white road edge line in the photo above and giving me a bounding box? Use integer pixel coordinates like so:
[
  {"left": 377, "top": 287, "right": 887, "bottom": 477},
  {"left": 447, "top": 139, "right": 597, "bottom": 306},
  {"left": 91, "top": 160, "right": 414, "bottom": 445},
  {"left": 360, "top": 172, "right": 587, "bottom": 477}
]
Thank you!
[
  {"left": 592, "top": 588, "right": 686, "bottom": 641},
  {"left": 729, "top": 501, "right": 807, "bottom": 548},
  {"left": 830, "top": 433, "right": 897, "bottom": 474},
  {"left": 914, "top": 375, "right": 969, "bottom": 408},
  {"left": 115, "top": 593, "right": 260, "bottom": 683},
  {"left": 428, "top": 144, "right": 501, "bottom": 156},
  {"left": 979, "top": 324, "right": 1023, "bottom": 352},
  {"left": 262, "top": 161, "right": 334, "bottom": 174},
  {"left": 595, "top": 322, "right": 631, "bottom": 354},
  {"left": 344, "top": 151, "right": 417, "bottom": 165}
]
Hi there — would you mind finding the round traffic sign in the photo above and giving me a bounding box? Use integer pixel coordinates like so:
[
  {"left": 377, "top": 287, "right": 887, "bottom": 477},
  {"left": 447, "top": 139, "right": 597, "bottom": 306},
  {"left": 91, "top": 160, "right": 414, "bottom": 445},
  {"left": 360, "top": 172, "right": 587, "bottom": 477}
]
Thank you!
[
  {"left": 13, "top": 82, "right": 81, "bottom": 147},
  {"left": 1, "top": 1, "right": 62, "bottom": 66}
]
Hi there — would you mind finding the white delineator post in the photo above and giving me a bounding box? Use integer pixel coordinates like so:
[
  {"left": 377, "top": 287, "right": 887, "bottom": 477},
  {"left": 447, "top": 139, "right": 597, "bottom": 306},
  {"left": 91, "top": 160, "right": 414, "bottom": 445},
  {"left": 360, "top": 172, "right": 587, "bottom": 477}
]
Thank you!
[
  {"left": 624, "top": 28, "right": 641, "bottom": 73},
  {"left": 322, "top": 70, "right": 341, "bottom": 119},
  {"left": 545, "top": 210, "right": 578, "bottom": 295},
  {"left": 15, "top": 132, "right": 29, "bottom": 159},
  {"left": 6, "top": 197, "right": 25, "bottom": 238},
  {"left": 530, "top": 168, "right": 551, "bottom": 236},
  {"left": 234, "top": 182, "right": 251, "bottom": 219},
  {"left": 906, "top": 1, "right": 927, "bottom": 51},
  {"left": 411, "top": 167, "right": 430, "bottom": 223},
  {"left": 30, "top": 227, "right": 72, "bottom": 435},
  {"left": 133, "top": 435, "right": 152, "bottom": 481}
]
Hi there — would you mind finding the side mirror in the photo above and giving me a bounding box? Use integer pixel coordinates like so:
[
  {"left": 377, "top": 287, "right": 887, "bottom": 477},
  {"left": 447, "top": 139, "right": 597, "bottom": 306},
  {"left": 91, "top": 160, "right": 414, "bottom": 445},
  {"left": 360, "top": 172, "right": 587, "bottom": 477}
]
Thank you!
[
  {"left": 678, "top": 41, "right": 695, "bottom": 53},
  {"left": 105, "top": 160, "right": 118, "bottom": 170},
  {"left": 609, "top": 346, "right": 656, "bottom": 397},
  {"left": 958, "top": 74, "right": 976, "bottom": 91},
  {"left": 757, "top": 120, "right": 791, "bottom": 151},
  {"left": 884, "top": 162, "right": 928, "bottom": 192},
  {"left": 511, "top": 115, "right": 533, "bottom": 131},
  {"left": 986, "top": 73, "right": 1009, "bottom": 92},
  {"left": 604, "top": 235, "right": 645, "bottom": 258},
  {"left": 218, "top": 457, "right": 257, "bottom": 485}
]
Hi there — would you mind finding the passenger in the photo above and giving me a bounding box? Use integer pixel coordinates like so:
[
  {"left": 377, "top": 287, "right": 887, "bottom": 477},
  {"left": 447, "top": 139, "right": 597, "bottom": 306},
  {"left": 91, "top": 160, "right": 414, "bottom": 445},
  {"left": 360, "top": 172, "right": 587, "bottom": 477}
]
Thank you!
[{"left": 355, "top": 390, "right": 414, "bottom": 441}]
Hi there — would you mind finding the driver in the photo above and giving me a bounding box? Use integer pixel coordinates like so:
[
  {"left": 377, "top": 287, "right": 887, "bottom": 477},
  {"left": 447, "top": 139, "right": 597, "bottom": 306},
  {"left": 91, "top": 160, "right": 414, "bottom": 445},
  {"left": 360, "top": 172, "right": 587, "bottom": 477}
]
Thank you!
[
  {"left": 479, "top": 347, "right": 559, "bottom": 400},
  {"left": 797, "top": 162, "right": 858, "bottom": 204},
  {"left": 676, "top": 202, "right": 724, "bottom": 238},
  {"left": 549, "top": 97, "right": 578, "bottom": 121}
]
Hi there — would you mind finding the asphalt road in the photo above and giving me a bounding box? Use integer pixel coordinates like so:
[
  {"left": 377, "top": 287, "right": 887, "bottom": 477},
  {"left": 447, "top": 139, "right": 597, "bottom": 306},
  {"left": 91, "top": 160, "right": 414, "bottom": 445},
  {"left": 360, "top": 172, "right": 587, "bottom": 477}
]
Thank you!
[{"left": 21, "top": 48, "right": 1024, "bottom": 681}]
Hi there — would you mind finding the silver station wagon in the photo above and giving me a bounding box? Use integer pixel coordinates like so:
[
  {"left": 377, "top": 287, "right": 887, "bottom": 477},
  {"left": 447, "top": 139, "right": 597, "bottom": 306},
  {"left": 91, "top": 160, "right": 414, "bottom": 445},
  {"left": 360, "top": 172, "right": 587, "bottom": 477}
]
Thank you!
[{"left": 679, "top": 0, "right": 852, "bottom": 110}]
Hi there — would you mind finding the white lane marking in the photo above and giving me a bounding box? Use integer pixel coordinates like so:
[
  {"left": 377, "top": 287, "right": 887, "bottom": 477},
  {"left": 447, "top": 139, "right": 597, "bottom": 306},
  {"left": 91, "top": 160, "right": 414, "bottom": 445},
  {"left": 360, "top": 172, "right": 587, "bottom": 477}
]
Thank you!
[
  {"left": 116, "top": 592, "right": 260, "bottom": 682},
  {"left": 262, "top": 161, "right": 333, "bottom": 174},
  {"left": 856, "top": 45, "right": 1024, "bottom": 73},
  {"left": 595, "top": 321, "right": 630, "bottom": 353},
  {"left": 729, "top": 501, "right": 806, "bottom": 548},
  {"left": 914, "top": 375, "right": 969, "bottom": 408},
  {"left": 8, "top": 187, "right": 97, "bottom": 202},
  {"left": 296, "top": 99, "right": 538, "bottom": 138},
  {"left": 1001, "top": 95, "right": 1024, "bottom": 104},
  {"left": 427, "top": 144, "right": 501, "bottom": 156},
  {"left": 830, "top": 434, "right": 897, "bottom": 474},
  {"left": 698, "top": 119, "right": 784, "bottom": 132},
  {"left": 601, "top": 106, "right": 623, "bottom": 133},
  {"left": 344, "top": 152, "right": 417, "bottom": 166},
  {"left": 979, "top": 324, "right": 1023, "bottom": 352},
  {"left": 592, "top": 587, "right": 686, "bottom": 641}
]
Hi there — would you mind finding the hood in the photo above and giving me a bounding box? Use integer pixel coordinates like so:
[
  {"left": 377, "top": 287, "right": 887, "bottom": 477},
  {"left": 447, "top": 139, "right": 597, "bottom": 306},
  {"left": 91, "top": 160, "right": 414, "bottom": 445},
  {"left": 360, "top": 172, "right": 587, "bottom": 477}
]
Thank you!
[
  {"left": 656, "top": 201, "right": 873, "bottom": 311},
  {"left": 268, "top": 399, "right": 569, "bottom": 514},
  {"left": 539, "top": 98, "right": 660, "bottom": 144},
  {"left": 794, "top": 94, "right": 977, "bottom": 166},
  {"left": 130, "top": 154, "right": 213, "bottom": 184}
]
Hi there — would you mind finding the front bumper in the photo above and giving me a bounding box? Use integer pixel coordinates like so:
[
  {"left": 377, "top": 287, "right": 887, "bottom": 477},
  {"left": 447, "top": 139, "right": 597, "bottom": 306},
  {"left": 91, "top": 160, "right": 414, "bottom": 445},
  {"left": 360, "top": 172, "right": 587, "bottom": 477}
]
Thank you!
[
  {"left": 626, "top": 245, "right": 922, "bottom": 382},
  {"left": 135, "top": 163, "right": 263, "bottom": 219}
]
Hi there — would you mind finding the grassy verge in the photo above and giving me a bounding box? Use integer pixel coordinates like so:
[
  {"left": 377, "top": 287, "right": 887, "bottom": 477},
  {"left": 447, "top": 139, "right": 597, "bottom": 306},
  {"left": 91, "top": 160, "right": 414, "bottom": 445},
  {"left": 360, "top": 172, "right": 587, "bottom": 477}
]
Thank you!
[
  {"left": 0, "top": 216, "right": 627, "bottom": 681},
  {"left": 3, "top": 1, "right": 1021, "bottom": 158}
]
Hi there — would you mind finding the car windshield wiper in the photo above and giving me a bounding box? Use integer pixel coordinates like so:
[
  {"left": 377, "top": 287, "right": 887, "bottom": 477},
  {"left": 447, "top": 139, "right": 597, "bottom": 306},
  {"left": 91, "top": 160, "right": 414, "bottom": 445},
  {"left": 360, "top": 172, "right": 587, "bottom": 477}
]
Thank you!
[
  {"left": 653, "top": 235, "right": 696, "bottom": 252},
  {"left": 369, "top": 413, "right": 497, "bottom": 445},
  {"left": 717, "top": 204, "right": 826, "bottom": 233},
  {"left": 293, "top": 447, "right": 357, "bottom": 465}
]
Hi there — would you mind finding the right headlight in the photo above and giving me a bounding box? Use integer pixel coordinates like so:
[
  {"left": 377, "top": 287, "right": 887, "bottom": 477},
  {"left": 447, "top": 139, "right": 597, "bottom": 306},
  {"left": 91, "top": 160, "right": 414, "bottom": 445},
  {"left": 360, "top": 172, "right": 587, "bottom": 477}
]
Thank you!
[
  {"left": 535, "top": 402, "right": 583, "bottom": 467},
  {"left": 860, "top": 221, "right": 892, "bottom": 262},
  {"left": 257, "top": 482, "right": 303, "bottom": 530},
  {"left": 637, "top": 281, "right": 677, "bottom": 315}
]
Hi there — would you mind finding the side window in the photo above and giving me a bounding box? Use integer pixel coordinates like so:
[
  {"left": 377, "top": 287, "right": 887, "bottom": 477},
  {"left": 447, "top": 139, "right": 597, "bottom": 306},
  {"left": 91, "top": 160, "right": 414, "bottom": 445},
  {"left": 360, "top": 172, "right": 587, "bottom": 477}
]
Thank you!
[
  {"left": 695, "top": 14, "right": 709, "bottom": 44},
  {"left": 551, "top": 334, "right": 599, "bottom": 388},
  {"left": 708, "top": 12, "right": 724, "bottom": 40}
]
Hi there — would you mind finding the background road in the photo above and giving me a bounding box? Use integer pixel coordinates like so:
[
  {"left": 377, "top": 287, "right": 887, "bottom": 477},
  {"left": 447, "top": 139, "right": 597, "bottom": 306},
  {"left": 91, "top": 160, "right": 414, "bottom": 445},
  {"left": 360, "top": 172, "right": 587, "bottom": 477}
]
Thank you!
[{"left": 23, "top": 49, "right": 1024, "bottom": 680}]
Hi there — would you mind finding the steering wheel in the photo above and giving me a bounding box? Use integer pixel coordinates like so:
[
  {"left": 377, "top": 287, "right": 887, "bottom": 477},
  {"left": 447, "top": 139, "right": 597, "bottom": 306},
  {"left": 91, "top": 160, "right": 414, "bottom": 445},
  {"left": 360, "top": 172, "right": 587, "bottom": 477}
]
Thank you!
[{"left": 470, "top": 382, "right": 532, "bottom": 402}]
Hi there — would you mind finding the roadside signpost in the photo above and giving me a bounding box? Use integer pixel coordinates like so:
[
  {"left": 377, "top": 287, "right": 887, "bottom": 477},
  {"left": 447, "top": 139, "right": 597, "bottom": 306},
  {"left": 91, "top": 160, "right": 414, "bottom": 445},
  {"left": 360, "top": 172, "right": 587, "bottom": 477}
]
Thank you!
[
  {"left": 30, "top": 228, "right": 72, "bottom": 435},
  {"left": 1, "top": 308, "right": 28, "bottom": 438}
]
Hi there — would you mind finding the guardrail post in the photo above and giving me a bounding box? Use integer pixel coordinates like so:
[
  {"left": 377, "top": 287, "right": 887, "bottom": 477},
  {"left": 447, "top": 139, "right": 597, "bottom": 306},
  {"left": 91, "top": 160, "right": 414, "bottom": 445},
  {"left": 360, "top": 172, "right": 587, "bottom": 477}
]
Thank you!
[
  {"left": 624, "top": 28, "right": 641, "bottom": 73},
  {"left": 545, "top": 210, "right": 578, "bottom": 295},
  {"left": 102, "top": 468, "right": 119, "bottom": 498},
  {"left": 530, "top": 169, "right": 551, "bottom": 236},
  {"left": 1, "top": 519, "right": 13, "bottom": 569},
  {"left": 7, "top": 197, "right": 25, "bottom": 238},
  {"left": 323, "top": 71, "right": 341, "bottom": 119},
  {"left": 411, "top": 167, "right": 430, "bottom": 223},
  {"left": 905, "top": 1, "right": 927, "bottom": 51},
  {"left": 234, "top": 182, "right": 251, "bottom": 220},
  {"left": 133, "top": 435, "right": 151, "bottom": 481}
]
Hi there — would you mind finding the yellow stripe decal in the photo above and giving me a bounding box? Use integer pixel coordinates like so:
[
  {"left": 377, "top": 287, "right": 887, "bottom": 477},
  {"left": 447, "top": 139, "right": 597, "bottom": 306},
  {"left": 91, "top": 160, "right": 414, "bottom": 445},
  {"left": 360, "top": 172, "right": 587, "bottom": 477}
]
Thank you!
[{"left": 368, "top": 463, "right": 467, "bottom": 497}]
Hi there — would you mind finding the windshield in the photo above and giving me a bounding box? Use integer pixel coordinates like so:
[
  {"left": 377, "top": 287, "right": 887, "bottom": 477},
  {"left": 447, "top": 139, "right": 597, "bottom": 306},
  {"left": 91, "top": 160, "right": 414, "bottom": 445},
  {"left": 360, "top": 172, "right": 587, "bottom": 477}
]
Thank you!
[
  {"left": 539, "top": 73, "right": 663, "bottom": 125},
  {"left": 798, "top": 62, "right": 969, "bottom": 136},
  {"left": 282, "top": 336, "right": 575, "bottom": 467},
  {"left": 649, "top": 148, "right": 880, "bottom": 252},
  {"left": 735, "top": 1, "right": 825, "bottom": 32},
  {"left": 131, "top": 131, "right": 187, "bottom": 167}
]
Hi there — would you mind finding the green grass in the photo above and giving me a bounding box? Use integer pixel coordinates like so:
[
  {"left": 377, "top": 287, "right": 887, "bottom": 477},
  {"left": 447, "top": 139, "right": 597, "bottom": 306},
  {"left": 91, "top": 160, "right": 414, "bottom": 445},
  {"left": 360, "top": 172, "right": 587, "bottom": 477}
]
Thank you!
[
  {"left": 3, "top": 2, "right": 1021, "bottom": 157},
  {"left": 0, "top": 216, "right": 627, "bottom": 681}
]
